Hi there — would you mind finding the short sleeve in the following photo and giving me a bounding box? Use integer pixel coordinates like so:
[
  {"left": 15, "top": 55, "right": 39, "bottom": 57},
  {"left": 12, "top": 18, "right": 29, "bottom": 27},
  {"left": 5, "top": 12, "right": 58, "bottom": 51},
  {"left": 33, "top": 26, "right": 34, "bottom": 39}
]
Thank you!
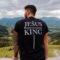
[
  {"left": 43, "top": 22, "right": 48, "bottom": 34},
  {"left": 14, "top": 21, "right": 20, "bottom": 33}
]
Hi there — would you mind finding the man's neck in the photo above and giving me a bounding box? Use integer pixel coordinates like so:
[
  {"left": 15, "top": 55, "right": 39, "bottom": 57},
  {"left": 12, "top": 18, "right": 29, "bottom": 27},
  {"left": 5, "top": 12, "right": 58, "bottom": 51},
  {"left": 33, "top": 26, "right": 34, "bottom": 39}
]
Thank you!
[{"left": 28, "top": 14, "right": 35, "bottom": 18}]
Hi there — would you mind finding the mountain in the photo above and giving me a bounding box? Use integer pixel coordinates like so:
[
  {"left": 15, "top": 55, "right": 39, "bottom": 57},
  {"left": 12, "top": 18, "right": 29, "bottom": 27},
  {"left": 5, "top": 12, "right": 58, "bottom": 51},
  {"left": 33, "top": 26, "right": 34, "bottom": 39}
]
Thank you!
[
  {"left": 0, "top": 25, "right": 8, "bottom": 36},
  {"left": 0, "top": 17, "right": 23, "bottom": 27},
  {"left": 41, "top": 17, "right": 60, "bottom": 28},
  {"left": 0, "top": 17, "right": 60, "bottom": 28}
]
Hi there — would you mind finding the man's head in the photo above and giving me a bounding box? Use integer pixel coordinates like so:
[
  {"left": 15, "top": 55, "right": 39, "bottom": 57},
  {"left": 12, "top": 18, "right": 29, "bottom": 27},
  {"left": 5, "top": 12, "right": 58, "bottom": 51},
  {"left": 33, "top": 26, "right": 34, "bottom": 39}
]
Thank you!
[{"left": 24, "top": 5, "right": 37, "bottom": 18}]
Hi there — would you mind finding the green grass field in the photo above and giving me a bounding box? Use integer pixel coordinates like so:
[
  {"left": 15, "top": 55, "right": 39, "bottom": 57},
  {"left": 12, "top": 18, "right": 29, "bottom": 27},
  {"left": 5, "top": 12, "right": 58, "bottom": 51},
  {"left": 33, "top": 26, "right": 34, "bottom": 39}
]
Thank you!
[
  {"left": 0, "top": 46, "right": 13, "bottom": 58},
  {"left": 0, "top": 45, "right": 60, "bottom": 58},
  {"left": 48, "top": 45, "right": 60, "bottom": 57}
]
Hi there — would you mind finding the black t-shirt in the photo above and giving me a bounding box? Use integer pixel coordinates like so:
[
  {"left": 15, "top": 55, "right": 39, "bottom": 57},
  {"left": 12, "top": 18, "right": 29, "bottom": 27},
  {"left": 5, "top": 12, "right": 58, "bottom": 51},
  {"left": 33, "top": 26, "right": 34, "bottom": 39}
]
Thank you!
[{"left": 14, "top": 17, "right": 48, "bottom": 58}]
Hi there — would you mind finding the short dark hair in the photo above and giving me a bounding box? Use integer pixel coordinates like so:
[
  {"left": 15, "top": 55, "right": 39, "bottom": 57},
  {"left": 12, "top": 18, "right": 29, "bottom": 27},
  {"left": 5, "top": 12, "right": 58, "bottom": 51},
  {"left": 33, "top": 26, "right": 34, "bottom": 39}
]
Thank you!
[{"left": 24, "top": 5, "right": 37, "bottom": 15}]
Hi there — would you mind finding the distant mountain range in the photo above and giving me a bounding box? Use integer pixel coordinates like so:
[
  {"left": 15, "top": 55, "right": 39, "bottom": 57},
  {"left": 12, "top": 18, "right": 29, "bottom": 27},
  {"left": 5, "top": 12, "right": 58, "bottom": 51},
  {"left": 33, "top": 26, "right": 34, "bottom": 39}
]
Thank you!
[
  {"left": 41, "top": 17, "right": 60, "bottom": 28},
  {"left": 0, "top": 17, "right": 60, "bottom": 28},
  {"left": 0, "top": 17, "right": 23, "bottom": 27}
]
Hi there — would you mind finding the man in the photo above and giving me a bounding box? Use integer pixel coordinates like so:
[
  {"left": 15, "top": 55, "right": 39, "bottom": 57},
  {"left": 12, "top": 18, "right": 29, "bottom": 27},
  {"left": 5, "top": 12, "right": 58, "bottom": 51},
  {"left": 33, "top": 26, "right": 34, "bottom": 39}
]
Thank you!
[{"left": 13, "top": 5, "right": 48, "bottom": 60}]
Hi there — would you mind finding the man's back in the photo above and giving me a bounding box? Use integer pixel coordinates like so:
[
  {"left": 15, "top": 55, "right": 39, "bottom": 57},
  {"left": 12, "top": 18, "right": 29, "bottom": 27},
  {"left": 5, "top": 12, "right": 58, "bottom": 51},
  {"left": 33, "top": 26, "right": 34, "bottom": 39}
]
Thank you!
[{"left": 14, "top": 17, "right": 48, "bottom": 60}]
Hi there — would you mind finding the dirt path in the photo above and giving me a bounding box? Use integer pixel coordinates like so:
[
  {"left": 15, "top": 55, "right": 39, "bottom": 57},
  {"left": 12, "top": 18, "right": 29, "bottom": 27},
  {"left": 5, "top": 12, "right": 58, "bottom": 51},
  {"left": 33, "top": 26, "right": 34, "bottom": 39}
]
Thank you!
[{"left": 0, "top": 57, "right": 60, "bottom": 60}]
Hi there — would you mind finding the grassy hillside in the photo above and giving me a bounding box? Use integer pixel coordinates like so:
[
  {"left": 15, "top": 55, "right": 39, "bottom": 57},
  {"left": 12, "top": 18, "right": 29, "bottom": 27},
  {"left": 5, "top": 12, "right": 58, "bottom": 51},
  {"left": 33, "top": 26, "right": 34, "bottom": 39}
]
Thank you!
[
  {"left": 0, "top": 45, "right": 60, "bottom": 58},
  {"left": 49, "top": 32, "right": 60, "bottom": 45}
]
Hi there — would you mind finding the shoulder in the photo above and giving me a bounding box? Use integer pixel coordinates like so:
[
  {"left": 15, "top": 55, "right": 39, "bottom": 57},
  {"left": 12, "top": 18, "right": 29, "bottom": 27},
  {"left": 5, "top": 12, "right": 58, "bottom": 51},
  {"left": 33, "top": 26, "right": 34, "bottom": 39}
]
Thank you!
[
  {"left": 37, "top": 18, "right": 48, "bottom": 28},
  {"left": 36, "top": 18, "right": 47, "bottom": 24},
  {"left": 15, "top": 18, "right": 25, "bottom": 24}
]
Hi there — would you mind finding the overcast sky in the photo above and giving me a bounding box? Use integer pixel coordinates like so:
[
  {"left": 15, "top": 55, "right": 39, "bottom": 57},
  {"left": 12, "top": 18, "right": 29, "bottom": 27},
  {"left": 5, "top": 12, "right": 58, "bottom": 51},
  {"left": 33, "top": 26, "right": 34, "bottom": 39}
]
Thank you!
[{"left": 0, "top": 0, "right": 60, "bottom": 18}]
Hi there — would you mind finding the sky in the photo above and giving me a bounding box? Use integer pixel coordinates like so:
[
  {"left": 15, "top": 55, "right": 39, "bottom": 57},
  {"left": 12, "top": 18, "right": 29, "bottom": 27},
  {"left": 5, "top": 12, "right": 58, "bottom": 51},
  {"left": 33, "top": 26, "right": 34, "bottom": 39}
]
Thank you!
[{"left": 0, "top": 0, "right": 60, "bottom": 18}]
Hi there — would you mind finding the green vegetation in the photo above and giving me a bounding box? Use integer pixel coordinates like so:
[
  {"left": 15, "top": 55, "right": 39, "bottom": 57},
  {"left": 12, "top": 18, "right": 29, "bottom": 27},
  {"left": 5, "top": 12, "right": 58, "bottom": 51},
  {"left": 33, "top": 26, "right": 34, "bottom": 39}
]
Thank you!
[
  {"left": 0, "top": 45, "right": 60, "bottom": 58},
  {"left": 0, "top": 46, "right": 13, "bottom": 58},
  {"left": 0, "top": 36, "right": 13, "bottom": 47},
  {"left": 48, "top": 45, "right": 60, "bottom": 57},
  {"left": 0, "top": 25, "right": 13, "bottom": 47},
  {"left": 49, "top": 32, "right": 60, "bottom": 45},
  {"left": 0, "top": 25, "right": 8, "bottom": 37}
]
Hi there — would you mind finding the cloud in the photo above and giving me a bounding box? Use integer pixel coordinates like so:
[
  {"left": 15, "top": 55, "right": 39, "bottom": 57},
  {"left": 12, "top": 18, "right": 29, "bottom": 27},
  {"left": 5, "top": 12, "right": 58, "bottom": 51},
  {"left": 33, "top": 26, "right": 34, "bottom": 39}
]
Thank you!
[
  {"left": 0, "top": 0, "right": 60, "bottom": 19},
  {"left": 0, "top": 10, "right": 24, "bottom": 19},
  {"left": 36, "top": 10, "right": 60, "bottom": 18},
  {"left": 0, "top": 0, "right": 60, "bottom": 10},
  {"left": 0, "top": 10, "right": 60, "bottom": 19}
]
